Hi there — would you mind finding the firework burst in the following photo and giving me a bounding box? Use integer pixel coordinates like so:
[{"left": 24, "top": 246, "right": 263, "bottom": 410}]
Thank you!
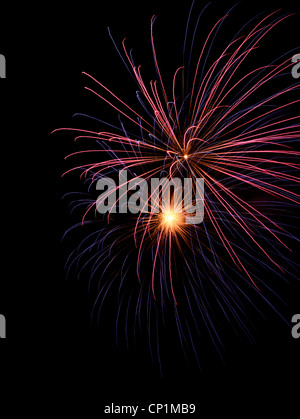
[{"left": 54, "top": 3, "right": 300, "bottom": 368}]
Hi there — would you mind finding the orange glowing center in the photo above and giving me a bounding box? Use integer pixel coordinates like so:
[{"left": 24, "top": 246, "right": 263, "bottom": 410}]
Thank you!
[{"left": 160, "top": 211, "right": 184, "bottom": 231}]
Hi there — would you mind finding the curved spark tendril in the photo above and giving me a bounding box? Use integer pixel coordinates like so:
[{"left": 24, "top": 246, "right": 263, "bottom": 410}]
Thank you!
[{"left": 54, "top": 5, "right": 300, "bottom": 367}]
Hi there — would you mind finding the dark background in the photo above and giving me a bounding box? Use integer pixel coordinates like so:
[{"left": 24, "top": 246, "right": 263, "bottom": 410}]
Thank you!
[{"left": 1, "top": 0, "right": 299, "bottom": 416}]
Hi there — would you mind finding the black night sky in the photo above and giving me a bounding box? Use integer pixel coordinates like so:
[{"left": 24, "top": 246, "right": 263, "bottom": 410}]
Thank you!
[{"left": 1, "top": 0, "right": 299, "bottom": 416}]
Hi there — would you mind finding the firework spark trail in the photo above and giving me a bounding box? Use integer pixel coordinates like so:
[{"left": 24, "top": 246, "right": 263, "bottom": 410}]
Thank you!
[{"left": 55, "top": 5, "right": 300, "bottom": 365}]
